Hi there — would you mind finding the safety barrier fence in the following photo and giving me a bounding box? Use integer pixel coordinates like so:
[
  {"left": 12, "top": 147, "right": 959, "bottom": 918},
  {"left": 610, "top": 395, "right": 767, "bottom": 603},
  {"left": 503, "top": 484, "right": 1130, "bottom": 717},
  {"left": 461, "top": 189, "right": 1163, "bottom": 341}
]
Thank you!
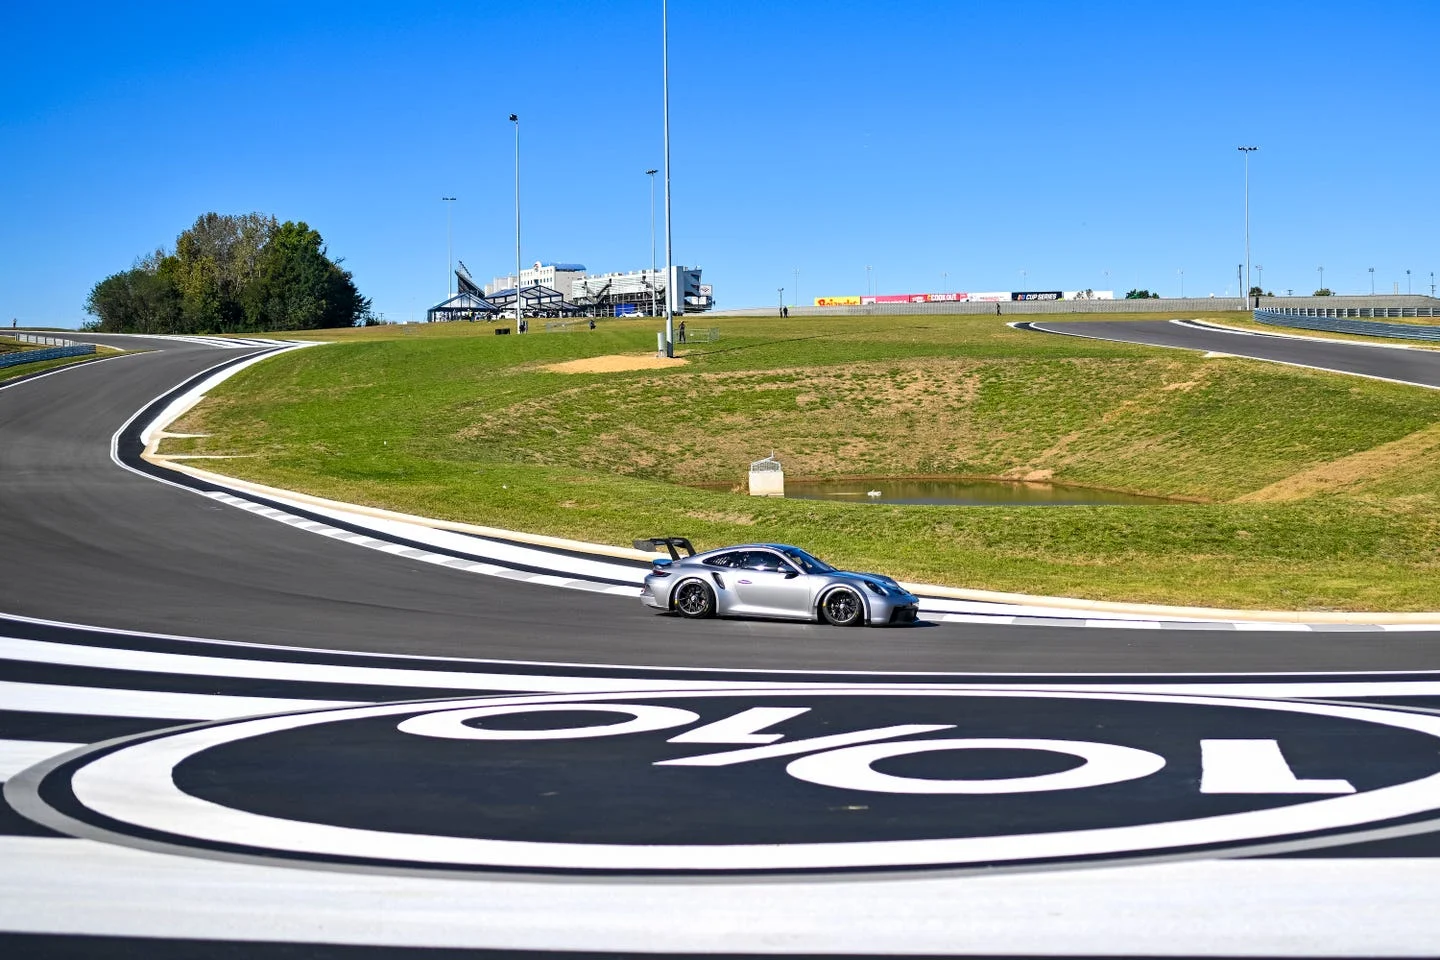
[
  {"left": 0, "top": 343, "right": 97, "bottom": 369},
  {"left": 4, "top": 332, "right": 84, "bottom": 347},
  {"left": 1252, "top": 310, "right": 1440, "bottom": 343},
  {"left": 1258, "top": 304, "right": 1439, "bottom": 320}
]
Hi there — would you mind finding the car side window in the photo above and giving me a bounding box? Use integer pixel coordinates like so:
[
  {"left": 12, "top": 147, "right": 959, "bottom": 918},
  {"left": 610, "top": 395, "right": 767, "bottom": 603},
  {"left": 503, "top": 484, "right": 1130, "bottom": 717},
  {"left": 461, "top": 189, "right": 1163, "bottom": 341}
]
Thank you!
[
  {"left": 740, "top": 551, "right": 787, "bottom": 573},
  {"left": 703, "top": 552, "right": 741, "bottom": 568}
]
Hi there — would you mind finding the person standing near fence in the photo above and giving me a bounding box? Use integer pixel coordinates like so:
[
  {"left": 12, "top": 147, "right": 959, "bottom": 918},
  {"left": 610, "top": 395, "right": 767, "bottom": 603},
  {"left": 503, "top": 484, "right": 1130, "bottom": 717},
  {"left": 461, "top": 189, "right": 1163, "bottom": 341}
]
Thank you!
[{"left": 678, "top": 320, "right": 686, "bottom": 343}]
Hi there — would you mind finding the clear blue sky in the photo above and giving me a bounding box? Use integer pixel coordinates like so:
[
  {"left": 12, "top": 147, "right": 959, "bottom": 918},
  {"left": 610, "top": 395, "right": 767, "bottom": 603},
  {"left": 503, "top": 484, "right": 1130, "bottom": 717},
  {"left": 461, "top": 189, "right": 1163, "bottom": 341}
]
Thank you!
[{"left": 2, "top": 1, "right": 1436, "bottom": 326}]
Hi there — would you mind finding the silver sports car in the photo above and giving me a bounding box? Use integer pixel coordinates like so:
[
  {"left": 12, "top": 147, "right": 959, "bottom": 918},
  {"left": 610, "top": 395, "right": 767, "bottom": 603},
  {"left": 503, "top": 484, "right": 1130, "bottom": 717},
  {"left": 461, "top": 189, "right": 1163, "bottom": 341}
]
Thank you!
[{"left": 636, "top": 538, "right": 920, "bottom": 626}]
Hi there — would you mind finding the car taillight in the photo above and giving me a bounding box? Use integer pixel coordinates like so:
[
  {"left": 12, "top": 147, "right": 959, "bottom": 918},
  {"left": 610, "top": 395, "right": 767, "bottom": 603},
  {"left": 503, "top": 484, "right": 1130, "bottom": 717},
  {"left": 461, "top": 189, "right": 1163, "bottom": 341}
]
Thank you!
[{"left": 651, "top": 566, "right": 671, "bottom": 577}]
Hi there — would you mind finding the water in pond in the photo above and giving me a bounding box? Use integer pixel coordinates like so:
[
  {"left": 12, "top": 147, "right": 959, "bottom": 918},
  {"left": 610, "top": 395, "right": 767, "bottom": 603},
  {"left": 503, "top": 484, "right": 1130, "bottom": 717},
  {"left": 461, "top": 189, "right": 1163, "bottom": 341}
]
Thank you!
[{"left": 782, "top": 478, "right": 1173, "bottom": 506}]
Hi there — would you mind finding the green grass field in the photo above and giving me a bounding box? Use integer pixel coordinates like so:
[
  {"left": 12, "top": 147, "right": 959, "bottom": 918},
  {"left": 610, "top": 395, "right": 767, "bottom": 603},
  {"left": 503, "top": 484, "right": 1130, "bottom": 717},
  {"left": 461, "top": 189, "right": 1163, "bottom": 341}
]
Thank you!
[{"left": 167, "top": 311, "right": 1440, "bottom": 611}]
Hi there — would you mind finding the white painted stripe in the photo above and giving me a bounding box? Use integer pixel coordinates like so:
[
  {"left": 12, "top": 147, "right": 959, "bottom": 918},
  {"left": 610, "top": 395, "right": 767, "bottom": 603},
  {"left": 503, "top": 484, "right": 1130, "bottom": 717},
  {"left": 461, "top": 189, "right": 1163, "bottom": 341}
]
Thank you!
[
  {"left": 0, "top": 837, "right": 1437, "bottom": 954},
  {"left": 8, "top": 637, "right": 1440, "bottom": 700},
  {"left": 0, "top": 680, "right": 361, "bottom": 720},
  {"left": 0, "top": 740, "right": 82, "bottom": 779}
]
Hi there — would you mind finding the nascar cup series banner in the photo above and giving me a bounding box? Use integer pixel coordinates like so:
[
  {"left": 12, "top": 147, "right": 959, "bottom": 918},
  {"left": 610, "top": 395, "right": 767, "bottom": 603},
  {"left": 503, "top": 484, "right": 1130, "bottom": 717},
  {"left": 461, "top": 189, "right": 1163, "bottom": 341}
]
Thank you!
[{"left": 816, "top": 291, "right": 1114, "bottom": 306}]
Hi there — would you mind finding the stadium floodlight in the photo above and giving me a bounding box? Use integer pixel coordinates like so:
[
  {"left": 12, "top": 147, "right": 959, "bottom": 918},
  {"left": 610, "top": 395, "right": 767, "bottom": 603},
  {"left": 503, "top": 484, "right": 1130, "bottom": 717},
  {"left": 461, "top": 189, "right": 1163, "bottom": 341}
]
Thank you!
[
  {"left": 662, "top": 1, "right": 675, "bottom": 357},
  {"left": 1238, "top": 146, "right": 1258, "bottom": 305},
  {"left": 510, "top": 114, "right": 521, "bottom": 331},
  {"left": 646, "top": 169, "right": 658, "bottom": 317}
]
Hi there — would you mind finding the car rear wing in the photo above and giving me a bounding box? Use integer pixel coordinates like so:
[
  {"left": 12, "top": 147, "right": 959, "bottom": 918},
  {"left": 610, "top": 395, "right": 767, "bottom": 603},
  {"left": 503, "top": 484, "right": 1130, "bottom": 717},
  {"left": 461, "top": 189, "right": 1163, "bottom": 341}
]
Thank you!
[{"left": 633, "top": 537, "right": 697, "bottom": 561}]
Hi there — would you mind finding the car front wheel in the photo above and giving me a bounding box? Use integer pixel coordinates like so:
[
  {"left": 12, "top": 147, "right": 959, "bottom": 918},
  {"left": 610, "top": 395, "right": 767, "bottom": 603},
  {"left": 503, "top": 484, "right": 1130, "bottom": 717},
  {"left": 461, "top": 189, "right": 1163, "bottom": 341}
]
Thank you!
[
  {"left": 820, "top": 587, "right": 864, "bottom": 626},
  {"left": 673, "top": 579, "right": 716, "bottom": 619}
]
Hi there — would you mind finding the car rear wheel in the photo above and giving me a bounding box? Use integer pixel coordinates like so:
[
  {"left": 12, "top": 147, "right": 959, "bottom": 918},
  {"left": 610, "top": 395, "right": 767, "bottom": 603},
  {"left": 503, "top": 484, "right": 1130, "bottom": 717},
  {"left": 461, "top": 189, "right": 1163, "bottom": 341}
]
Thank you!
[
  {"left": 820, "top": 587, "right": 864, "bottom": 626},
  {"left": 673, "top": 579, "right": 716, "bottom": 619}
]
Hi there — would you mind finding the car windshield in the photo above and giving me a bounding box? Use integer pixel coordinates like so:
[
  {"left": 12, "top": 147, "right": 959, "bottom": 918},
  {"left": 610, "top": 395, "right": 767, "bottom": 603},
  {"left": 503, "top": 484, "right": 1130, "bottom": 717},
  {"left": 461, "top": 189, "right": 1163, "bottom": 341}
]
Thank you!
[{"left": 778, "top": 547, "right": 835, "bottom": 574}]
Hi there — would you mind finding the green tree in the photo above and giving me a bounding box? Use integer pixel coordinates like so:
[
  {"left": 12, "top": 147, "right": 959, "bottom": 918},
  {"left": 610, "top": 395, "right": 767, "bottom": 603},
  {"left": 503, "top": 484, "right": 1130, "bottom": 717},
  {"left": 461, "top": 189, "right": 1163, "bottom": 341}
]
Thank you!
[
  {"left": 1125, "top": 289, "right": 1161, "bottom": 299},
  {"left": 85, "top": 212, "right": 369, "bottom": 333},
  {"left": 244, "top": 221, "right": 371, "bottom": 331},
  {"left": 84, "top": 263, "right": 181, "bottom": 333},
  {"left": 1313, "top": 288, "right": 1333, "bottom": 296}
]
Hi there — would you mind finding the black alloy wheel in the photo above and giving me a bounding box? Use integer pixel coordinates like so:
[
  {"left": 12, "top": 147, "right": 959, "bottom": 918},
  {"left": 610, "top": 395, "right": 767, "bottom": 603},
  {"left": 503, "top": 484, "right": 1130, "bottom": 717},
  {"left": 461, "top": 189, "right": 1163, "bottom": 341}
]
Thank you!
[
  {"left": 673, "top": 579, "right": 716, "bottom": 619},
  {"left": 820, "top": 587, "right": 864, "bottom": 626}
]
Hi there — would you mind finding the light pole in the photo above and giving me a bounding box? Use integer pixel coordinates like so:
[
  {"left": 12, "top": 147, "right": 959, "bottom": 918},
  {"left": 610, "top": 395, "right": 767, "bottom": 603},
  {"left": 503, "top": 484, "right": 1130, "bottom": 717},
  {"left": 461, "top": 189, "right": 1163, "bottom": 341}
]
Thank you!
[
  {"left": 1256, "top": 264, "right": 1264, "bottom": 294},
  {"left": 865, "top": 264, "right": 872, "bottom": 297},
  {"left": 1369, "top": 267, "right": 1375, "bottom": 295},
  {"left": 661, "top": 0, "right": 675, "bottom": 357},
  {"left": 509, "top": 113, "right": 522, "bottom": 331},
  {"left": 942, "top": 270, "right": 948, "bottom": 292},
  {"left": 1432, "top": 272, "right": 1436, "bottom": 298},
  {"left": 1318, "top": 265, "right": 1324, "bottom": 293},
  {"left": 1178, "top": 268, "right": 1184, "bottom": 298},
  {"left": 1407, "top": 269, "right": 1412, "bottom": 295},
  {"left": 645, "top": 169, "right": 658, "bottom": 317},
  {"left": 441, "top": 197, "right": 456, "bottom": 298},
  {"left": 1238, "top": 146, "right": 1258, "bottom": 305},
  {"left": 778, "top": 287, "right": 784, "bottom": 315}
]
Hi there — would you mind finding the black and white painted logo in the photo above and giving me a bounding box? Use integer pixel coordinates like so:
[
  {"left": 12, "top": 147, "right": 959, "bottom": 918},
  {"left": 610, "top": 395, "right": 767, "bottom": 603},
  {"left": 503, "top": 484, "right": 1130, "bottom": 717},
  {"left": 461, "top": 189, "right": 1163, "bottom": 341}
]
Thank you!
[{"left": 15, "top": 688, "right": 1440, "bottom": 875}]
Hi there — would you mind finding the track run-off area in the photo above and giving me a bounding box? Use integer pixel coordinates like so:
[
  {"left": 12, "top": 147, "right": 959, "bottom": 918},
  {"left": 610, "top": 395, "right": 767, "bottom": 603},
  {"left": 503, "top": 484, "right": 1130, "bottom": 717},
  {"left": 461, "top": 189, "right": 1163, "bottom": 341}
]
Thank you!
[{"left": 4, "top": 324, "right": 1440, "bottom": 958}]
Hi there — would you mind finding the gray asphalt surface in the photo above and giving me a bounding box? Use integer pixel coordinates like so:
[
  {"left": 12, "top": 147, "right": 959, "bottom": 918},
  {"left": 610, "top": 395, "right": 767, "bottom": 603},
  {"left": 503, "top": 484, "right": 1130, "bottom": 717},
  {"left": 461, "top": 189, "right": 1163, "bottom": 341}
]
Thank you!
[
  {"left": 1032, "top": 319, "right": 1440, "bottom": 388},
  {"left": 2, "top": 332, "right": 1439, "bottom": 675}
]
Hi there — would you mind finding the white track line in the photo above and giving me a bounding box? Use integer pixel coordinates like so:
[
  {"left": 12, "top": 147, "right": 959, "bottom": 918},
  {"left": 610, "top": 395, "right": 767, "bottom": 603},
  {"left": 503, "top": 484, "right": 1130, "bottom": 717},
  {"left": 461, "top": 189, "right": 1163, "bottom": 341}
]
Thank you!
[
  {"left": 0, "top": 741, "right": 81, "bottom": 780},
  {"left": 0, "top": 680, "right": 362, "bottom": 720},
  {"left": 1, "top": 837, "right": 1438, "bottom": 956}
]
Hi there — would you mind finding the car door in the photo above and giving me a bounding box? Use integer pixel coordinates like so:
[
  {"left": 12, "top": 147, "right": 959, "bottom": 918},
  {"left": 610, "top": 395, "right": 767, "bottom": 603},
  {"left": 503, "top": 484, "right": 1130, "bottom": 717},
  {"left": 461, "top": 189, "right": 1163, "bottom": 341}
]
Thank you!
[{"left": 730, "top": 550, "right": 813, "bottom": 619}]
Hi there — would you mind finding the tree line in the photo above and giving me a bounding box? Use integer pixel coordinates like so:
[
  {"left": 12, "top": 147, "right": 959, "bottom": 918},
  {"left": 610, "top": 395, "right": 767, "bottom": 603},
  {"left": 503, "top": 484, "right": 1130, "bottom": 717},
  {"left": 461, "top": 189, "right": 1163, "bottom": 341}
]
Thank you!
[{"left": 85, "top": 213, "right": 373, "bottom": 334}]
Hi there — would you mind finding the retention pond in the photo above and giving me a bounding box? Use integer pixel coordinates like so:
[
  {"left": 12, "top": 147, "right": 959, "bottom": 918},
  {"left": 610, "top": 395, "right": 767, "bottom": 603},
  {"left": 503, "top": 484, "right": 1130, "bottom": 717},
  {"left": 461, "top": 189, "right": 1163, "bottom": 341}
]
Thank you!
[{"left": 781, "top": 478, "right": 1174, "bottom": 507}]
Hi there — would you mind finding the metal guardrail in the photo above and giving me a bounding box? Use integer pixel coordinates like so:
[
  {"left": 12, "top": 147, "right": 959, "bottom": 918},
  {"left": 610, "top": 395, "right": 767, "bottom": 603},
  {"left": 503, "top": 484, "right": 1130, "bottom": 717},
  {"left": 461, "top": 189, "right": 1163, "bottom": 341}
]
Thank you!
[
  {"left": 1252, "top": 310, "right": 1440, "bottom": 343},
  {"left": 4, "top": 332, "right": 83, "bottom": 347},
  {"left": 0, "top": 343, "right": 97, "bottom": 369}
]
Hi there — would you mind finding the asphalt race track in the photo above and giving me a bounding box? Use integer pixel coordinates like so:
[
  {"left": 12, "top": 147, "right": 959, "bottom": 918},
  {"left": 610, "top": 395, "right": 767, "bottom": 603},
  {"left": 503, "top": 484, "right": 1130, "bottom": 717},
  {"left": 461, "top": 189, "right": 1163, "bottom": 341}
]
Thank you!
[
  {"left": 4, "top": 330, "right": 1440, "bottom": 958},
  {"left": 1028, "top": 318, "right": 1440, "bottom": 389}
]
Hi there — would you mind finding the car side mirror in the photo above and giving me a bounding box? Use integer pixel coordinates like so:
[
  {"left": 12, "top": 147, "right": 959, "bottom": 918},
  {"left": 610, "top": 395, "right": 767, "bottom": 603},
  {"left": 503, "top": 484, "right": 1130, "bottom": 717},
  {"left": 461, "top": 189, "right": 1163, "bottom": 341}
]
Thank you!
[{"left": 783, "top": 568, "right": 800, "bottom": 579}]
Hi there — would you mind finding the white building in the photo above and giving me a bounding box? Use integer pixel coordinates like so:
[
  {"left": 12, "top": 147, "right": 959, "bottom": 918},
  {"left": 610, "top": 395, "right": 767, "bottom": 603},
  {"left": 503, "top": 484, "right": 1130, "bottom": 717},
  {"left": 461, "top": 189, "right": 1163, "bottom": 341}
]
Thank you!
[{"left": 486, "top": 262, "right": 588, "bottom": 298}]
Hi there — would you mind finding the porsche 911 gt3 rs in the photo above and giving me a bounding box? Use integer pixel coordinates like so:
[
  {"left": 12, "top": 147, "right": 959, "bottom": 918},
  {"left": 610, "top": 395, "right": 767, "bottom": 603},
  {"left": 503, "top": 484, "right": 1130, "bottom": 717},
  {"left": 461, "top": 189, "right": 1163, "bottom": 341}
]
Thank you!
[{"left": 636, "top": 538, "right": 920, "bottom": 626}]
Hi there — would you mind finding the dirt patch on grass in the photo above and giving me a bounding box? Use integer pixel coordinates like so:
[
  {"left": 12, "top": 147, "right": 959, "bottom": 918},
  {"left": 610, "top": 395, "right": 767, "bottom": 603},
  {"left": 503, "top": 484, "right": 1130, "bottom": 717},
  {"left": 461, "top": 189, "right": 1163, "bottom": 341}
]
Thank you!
[
  {"left": 544, "top": 354, "right": 689, "bottom": 374},
  {"left": 1237, "top": 422, "right": 1440, "bottom": 502}
]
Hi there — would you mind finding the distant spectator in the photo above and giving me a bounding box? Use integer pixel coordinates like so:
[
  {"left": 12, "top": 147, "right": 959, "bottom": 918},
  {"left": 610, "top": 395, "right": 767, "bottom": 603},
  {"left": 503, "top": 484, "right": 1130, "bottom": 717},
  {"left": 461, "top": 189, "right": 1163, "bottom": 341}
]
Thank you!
[
  {"left": 589, "top": 317, "right": 596, "bottom": 330},
  {"left": 678, "top": 320, "right": 687, "bottom": 343}
]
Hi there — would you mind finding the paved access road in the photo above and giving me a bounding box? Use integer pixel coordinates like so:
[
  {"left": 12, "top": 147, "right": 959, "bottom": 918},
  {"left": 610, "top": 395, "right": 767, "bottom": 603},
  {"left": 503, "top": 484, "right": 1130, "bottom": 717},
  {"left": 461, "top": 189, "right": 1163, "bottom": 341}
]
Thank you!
[{"left": 1029, "top": 318, "right": 1440, "bottom": 389}]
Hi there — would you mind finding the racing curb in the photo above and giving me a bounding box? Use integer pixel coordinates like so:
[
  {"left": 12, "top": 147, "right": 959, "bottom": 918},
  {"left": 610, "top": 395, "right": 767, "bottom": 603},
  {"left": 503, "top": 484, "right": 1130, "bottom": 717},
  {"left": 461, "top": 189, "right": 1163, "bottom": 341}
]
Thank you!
[{"left": 127, "top": 341, "right": 1440, "bottom": 630}]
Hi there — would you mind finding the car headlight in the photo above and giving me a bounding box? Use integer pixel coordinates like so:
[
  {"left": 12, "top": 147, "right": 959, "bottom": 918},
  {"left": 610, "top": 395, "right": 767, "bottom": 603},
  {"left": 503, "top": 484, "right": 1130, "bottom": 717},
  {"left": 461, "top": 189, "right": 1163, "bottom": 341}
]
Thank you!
[{"left": 863, "top": 580, "right": 889, "bottom": 596}]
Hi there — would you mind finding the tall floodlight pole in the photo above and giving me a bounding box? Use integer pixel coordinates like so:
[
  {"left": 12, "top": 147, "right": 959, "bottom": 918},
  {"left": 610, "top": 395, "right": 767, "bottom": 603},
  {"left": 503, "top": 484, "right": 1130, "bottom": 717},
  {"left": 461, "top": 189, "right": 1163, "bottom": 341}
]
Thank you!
[
  {"left": 661, "top": 0, "right": 675, "bottom": 357},
  {"left": 442, "top": 197, "right": 456, "bottom": 297},
  {"left": 1407, "top": 269, "right": 1412, "bottom": 295},
  {"left": 1318, "top": 265, "right": 1324, "bottom": 292},
  {"left": 646, "top": 169, "right": 658, "bottom": 317},
  {"left": 1256, "top": 264, "right": 1264, "bottom": 293},
  {"left": 510, "top": 114, "right": 522, "bottom": 331},
  {"left": 778, "top": 287, "right": 784, "bottom": 313},
  {"left": 865, "top": 265, "right": 872, "bottom": 296},
  {"left": 1178, "top": 268, "right": 1184, "bottom": 298},
  {"left": 1238, "top": 146, "right": 1257, "bottom": 306},
  {"left": 1369, "top": 267, "right": 1375, "bottom": 295}
]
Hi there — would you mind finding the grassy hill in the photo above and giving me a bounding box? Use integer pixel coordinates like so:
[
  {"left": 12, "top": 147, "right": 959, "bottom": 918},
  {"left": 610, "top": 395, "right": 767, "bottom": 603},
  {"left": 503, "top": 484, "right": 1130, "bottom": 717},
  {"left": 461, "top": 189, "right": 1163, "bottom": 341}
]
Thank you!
[{"left": 167, "top": 313, "right": 1440, "bottom": 611}]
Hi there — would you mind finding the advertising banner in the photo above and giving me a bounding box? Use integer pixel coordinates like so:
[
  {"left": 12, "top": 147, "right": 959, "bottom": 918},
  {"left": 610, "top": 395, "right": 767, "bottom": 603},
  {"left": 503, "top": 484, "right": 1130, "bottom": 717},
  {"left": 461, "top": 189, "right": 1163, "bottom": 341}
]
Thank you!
[
  {"left": 924, "top": 292, "right": 967, "bottom": 302},
  {"left": 1012, "top": 291, "right": 1063, "bottom": 302},
  {"left": 1064, "top": 290, "right": 1115, "bottom": 301},
  {"left": 966, "top": 292, "right": 1010, "bottom": 302},
  {"left": 814, "top": 296, "right": 862, "bottom": 306}
]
